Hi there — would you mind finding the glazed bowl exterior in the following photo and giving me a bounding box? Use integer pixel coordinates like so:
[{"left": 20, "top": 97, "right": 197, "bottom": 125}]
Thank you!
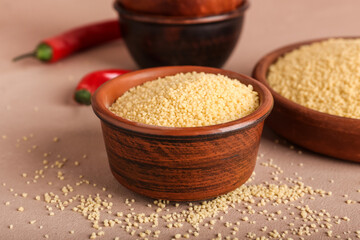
[
  {"left": 114, "top": 1, "right": 248, "bottom": 68},
  {"left": 117, "top": 0, "right": 243, "bottom": 17},
  {"left": 253, "top": 37, "right": 360, "bottom": 163},
  {"left": 92, "top": 66, "right": 273, "bottom": 201}
]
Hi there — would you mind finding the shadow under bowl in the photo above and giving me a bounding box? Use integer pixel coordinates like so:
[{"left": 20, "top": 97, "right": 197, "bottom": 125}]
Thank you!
[
  {"left": 252, "top": 37, "right": 360, "bottom": 163},
  {"left": 92, "top": 66, "right": 273, "bottom": 201},
  {"left": 114, "top": 1, "right": 249, "bottom": 68}
]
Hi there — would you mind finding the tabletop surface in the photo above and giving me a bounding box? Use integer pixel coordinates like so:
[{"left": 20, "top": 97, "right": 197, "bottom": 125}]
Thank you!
[{"left": 1, "top": 0, "right": 359, "bottom": 239}]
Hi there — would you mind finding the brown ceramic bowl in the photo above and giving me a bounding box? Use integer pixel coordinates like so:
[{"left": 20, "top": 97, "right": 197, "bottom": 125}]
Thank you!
[
  {"left": 117, "top": 0, "right": 243, "bottom": 17},
  {"left": 114, "top": 1, "right": 248, "bottom": 68},
  {"left": 253, "top": 37, "right": 360, "bottom": 163},
  {"left": 92, "top": 66, "right": 273, "bottom": 201}
]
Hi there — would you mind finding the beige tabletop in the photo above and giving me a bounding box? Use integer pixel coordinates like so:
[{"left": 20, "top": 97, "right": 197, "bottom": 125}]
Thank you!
[{"left": 1, "top": 0, "right": 359, "bottom": 239}]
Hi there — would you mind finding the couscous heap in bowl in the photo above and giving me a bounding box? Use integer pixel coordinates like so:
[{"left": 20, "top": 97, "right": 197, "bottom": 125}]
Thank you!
[
  {"left": 267, "top": 38, "right": 360, "bottom": 119},
  {"left": 109, "top": 72, "right": 260, "bottom": 127}
]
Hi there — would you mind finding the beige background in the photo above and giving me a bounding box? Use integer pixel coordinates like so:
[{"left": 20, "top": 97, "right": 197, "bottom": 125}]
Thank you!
[{"left": 1, "top": 0, "right": 359, "bottom": 239}]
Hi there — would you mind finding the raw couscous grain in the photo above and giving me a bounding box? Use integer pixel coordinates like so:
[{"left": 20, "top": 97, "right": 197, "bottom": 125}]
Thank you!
[
  {"left": 267, "top": 38, "right": 360, "bottom": 119},
  {"left": 109, "top": 72, "right": 259, "bottom": 127}
]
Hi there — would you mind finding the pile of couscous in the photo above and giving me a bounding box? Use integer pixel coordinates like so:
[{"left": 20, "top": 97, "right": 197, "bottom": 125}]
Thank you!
[
  {"left": 267, "top": 38, "right": 360, "bottom": 119},
  {"left": 109, "top": 72, "right": 259, "bottom": 127}
]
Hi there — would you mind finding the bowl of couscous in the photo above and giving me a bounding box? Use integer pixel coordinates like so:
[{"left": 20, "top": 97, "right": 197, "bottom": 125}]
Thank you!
[
  {"left": 253, "top": 37, "right": 360, "bottom": 163},
  {"left": 113, "top": 1, "right": 249, "bottom": 68},
  {"left": 92, "top": 66, "right": 273, "bottom": 201}
]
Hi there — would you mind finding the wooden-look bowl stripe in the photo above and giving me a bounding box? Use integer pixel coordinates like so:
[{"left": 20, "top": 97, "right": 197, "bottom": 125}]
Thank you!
[{"left": 109, "top": 164, "right": 250, "bottom": 193}]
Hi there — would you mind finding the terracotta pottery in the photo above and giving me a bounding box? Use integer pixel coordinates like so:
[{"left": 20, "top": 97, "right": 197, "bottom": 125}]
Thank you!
[
  {"left": 117, "top": 0, "right": 244, "bottom": 17},
  {"left": 252, "top": 37, "right": 360, "bottom": 163},
  {"left": 114, "top": 1, "right": 249, "bottom": 68},
  {"left": 92, "top": 66, "right": 273, "bottom": 201}
]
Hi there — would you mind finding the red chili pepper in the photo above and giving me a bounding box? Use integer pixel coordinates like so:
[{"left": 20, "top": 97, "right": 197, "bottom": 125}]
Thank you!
[
  {"left": 13, "top": 19, "right": 121, "bottom": 63},
  {"left": 74, "top": 69, "right": 130, "bottom": 105}
]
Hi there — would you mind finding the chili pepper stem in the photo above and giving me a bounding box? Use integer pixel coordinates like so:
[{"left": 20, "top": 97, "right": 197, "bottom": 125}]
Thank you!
[
  {"left": 74, "top": 89, "right": 92, "bottom": 105},
  {"left": 12, "top": 51, "right": 36, "bottom": 62}
]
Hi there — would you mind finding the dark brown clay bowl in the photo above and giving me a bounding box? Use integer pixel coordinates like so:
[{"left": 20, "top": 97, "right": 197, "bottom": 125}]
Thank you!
[
  {"left": 252, "top": 37, "right": 360, "bottom": 163},
  {"left": 117, "top": 0, "right": 243, "bottom": 17},
  {"left": 114, "top": 1, "right": 248, "bottom": 68},
  {"left": 92, "top": 66, "right": 273, "bottom": 201}
]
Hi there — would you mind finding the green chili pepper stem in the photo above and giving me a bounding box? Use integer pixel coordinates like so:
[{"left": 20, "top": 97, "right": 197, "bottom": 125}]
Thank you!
[
  {"left": 12, "top": 52, "right": 36, "bottom": 62},
  {"left": 13, "top": 43, "right": 53, "bottom": 62},
  {"left": 74, "top": 89, "right": 92, "bottom": 105}
]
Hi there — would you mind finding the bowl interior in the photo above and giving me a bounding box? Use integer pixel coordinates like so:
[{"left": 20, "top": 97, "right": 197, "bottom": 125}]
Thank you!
[{"left": 92, "top": 66, "right": 273, "bottom": 136}]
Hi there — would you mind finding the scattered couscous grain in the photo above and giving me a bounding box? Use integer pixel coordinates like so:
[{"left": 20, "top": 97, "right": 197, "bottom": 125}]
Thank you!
[
  {"left": 109, "top": 72, "right": 259, "bottom": 127},
  {"left": 268, "top": 38, "right": 360, "bottom": 119},
  {"left": 3, "top": 131, "right": 359, "bottom": 239}
]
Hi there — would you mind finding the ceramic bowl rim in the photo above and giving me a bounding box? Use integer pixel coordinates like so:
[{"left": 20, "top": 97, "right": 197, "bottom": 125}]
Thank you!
[
  {"left": 252, "top": 36, "right": 360, "bottom": 132},
  {"left": 113, "top": 0, "right": 249, "bottom": 25},
  {"left": 92, "top": 66, "right": 273, "bottom": 137}
]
